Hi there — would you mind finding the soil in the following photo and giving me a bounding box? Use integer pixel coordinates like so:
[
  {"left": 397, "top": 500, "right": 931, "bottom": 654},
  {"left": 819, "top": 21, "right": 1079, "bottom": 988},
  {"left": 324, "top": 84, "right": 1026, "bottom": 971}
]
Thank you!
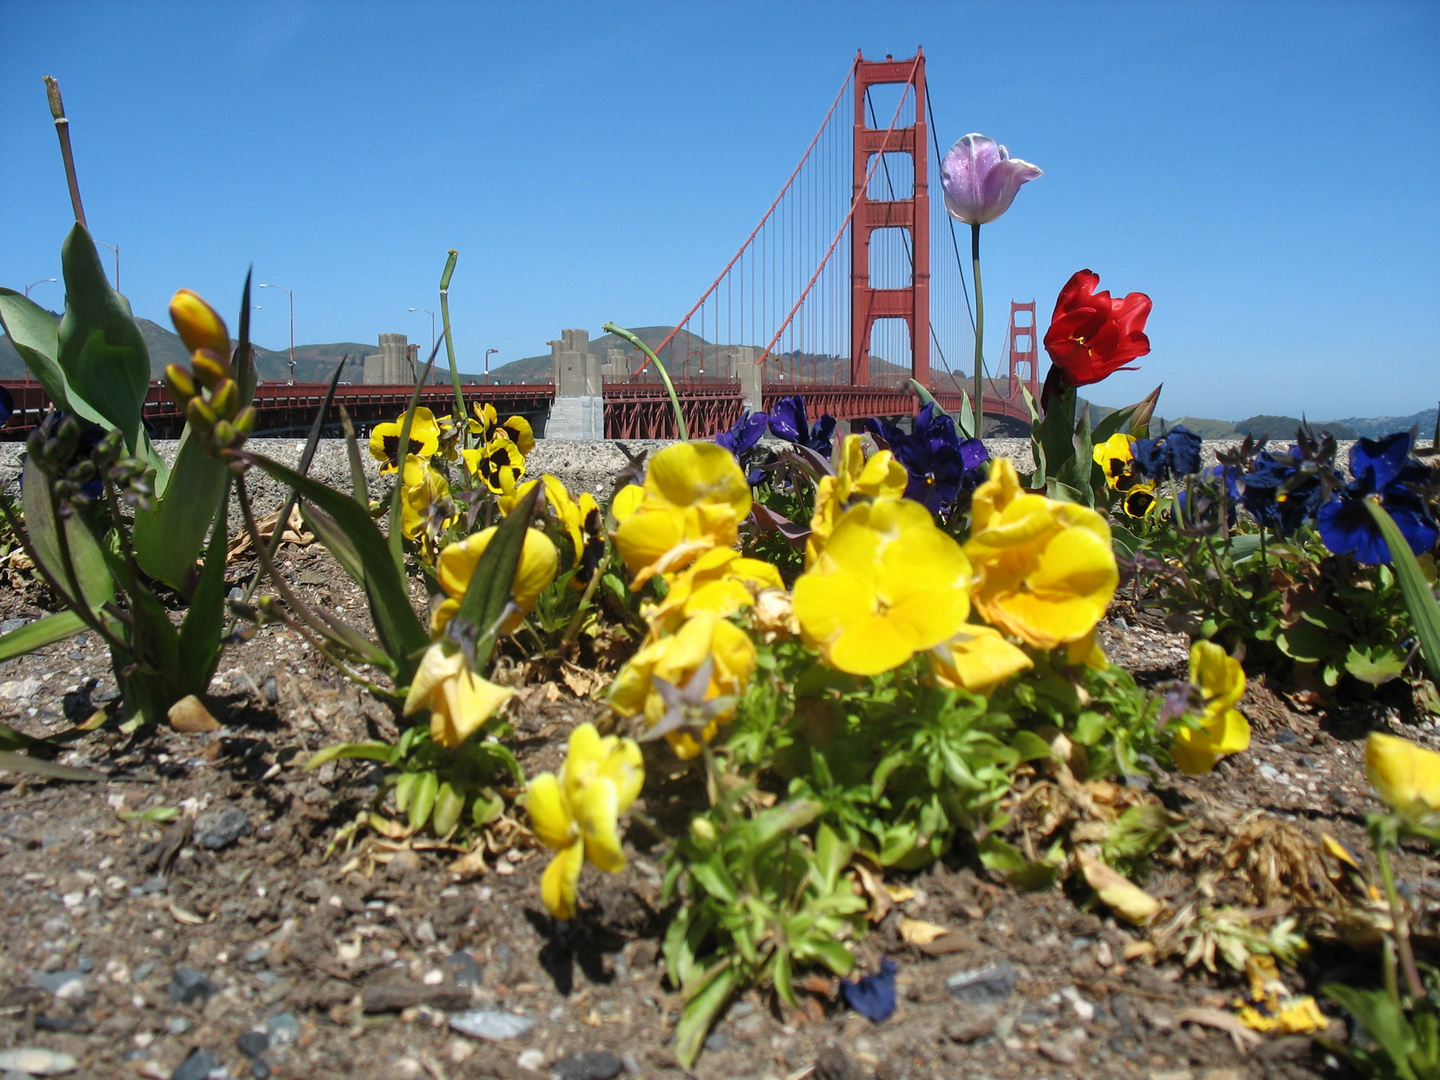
[{"left": 0, "top": 536, "right": 1434, "bottom": 1080}]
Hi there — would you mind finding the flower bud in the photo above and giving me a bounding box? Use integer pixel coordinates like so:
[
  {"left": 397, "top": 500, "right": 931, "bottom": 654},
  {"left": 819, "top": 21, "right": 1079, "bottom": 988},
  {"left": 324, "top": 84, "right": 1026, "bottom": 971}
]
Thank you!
[
  {"left": 164, "top": 364, "right": 197, "bottom": 407},
  {"left": 212, "top": 420, "right": 237, "bottom": 448},
  {"left": 209, "top": 378, "right": 239, "bottom": 420},
  {"left": 67, "top": 459, "right": 96, "bottom": 484},
  {"left": 190, "top": 352, "right": 233, "bottom": 391},
  {"left": 26, "top": 428, "right": 47, "bottom": 462},
  {"left": 169, "top": 289, "right": 230, "bottom": 357},
  {"left": 186, "top": 396, "right": 217, "bottom": 432},
  {"left": 232, "top": 406, "right": 256, "bottom": 435},
  {"left": 690, "top": 816, "right": 717, "bottom": 843}
]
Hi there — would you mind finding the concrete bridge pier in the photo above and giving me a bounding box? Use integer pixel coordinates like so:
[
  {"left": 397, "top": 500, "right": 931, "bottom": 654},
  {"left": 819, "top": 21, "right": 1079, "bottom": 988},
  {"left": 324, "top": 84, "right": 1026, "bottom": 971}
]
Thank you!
[{"left": 546, "top": 329, "right": 604, "bottom": 439}]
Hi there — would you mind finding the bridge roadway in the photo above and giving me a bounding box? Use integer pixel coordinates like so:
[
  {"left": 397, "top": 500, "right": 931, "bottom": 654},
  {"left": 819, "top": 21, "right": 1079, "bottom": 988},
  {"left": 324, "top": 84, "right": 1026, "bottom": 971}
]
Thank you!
[{"left": 1, "top": 378, "right": 1034, "bottom": 441}]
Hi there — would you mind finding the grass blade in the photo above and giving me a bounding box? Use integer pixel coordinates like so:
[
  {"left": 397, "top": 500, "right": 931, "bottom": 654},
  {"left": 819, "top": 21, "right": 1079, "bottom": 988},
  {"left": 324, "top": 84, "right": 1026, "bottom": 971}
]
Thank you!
[
  {"left": 1365, "top": 499, "right": 1440, "bottom": 686},
  {"left": 0, "top": 610, "right": 87, "bottom": 662},
  {"left": 0, "top": 750, "right": 106, "bottom": 782},
  {"left": 338, "top": 404, "right": 369, "bottom": 509}
]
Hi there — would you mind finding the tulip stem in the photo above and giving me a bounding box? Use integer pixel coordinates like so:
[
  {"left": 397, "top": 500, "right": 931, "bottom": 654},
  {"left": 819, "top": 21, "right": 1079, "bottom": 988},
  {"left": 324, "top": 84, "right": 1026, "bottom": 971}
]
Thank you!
[
  {"left": 438, "top": 251, "right": 467, "bottom": 450},
  {"left": 1375, "top": 836, "right": 1424, "bottom": 1001},
  {"left": 971, "top": 224, "right": 985, "bottom": 440}
]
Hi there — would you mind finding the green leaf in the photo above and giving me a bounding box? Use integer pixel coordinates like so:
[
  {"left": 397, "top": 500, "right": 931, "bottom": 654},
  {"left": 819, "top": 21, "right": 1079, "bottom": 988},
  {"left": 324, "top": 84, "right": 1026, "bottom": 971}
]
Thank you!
[
  {"left": 0, "top": 610, "right": 87, "bottom": 662},
  {"left": 1323, "top": 984, "right": 1422, "bottom": 1080},
  {"left": 174, "top": 476, "right": 231, "bottom": 694},
  {"left": 689, "top": 858, "right": 740, "bottom": 905},
  {"left": 790, "top": 935, "right": 854, "bottom": 977},
  {"left": 0, "top": 288, "right": 100, "bottom": 424},
  {"left": 1010, "top": 729, "right": 1056, "bottom": 762},
  {"left": 409, "top": 770, "right": 439, "bottom": 832},
  {"left": 1367, "top": 499, "right": 1440, "bottom": 688},
  {"left": 432, "top": 781, "right": 463, "bottom": 836},
  {"left": 1276, "top": 621, "right": 1342, "bottom": 663},
  {"left": 133, "top": 429, "right": 229, "bottom": 591},
  {"left": 675, "top": 963, "right": 739, "bottom": 1068},
  {"left": 243, "top": 451, "right": 428, "bottom": 680},
  {"left": 56, "top": 224, "right": 150, "bottom": 448},
  {"left": 812, "top": 823, "right": 851, "bottom": 894},
  {"left": 305, "top": 741, "right": 396, "bottom": 769},
  {"left": 0, "top": 751, "right": 106, "bottom": 782},
  {"left": 1226, "top": 533, "right": 1263, "bottom": 562},
  {"left": 1345, "top": 645, "right": 1408, "bottom": 687},
  {"left": 21, "top": 456, "right": 114, "bottom": 612},
  {"left": 117, "top": 805, "right": 179, "bottom": 822},
  {"left": 455, "top": 482, "right": 543, "bottom": 671}
]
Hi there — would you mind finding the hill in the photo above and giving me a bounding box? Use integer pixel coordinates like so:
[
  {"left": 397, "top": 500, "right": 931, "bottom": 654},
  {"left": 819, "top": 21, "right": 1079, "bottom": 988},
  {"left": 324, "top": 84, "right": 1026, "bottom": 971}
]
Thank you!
[
  {"left": 1332, "top": 407, "right": 1438, "bottom": 440},
  {"left": 1233, "top": 414, "right": 1359, "bottom": 440}
]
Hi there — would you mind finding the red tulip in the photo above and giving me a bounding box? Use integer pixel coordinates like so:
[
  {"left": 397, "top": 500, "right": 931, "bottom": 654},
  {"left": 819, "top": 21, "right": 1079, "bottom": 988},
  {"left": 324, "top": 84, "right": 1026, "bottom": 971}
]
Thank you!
[{"left": 1043, "top": 270, "right": 1152, "bottom": 388}]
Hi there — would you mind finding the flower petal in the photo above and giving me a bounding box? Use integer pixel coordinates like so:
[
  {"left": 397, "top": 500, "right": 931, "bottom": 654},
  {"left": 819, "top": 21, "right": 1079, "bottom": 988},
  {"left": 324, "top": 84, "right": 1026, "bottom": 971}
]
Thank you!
[
  {"left": 540, "top": 841, "right": 585, "bottom": 921},
  {"left": 525, "top": 772, "right": 577, "bottom": 850}
]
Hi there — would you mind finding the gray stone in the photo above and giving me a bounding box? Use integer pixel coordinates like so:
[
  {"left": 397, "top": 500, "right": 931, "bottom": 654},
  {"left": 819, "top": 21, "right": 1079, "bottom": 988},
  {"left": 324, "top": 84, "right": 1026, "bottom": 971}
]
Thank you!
[
  {"left": 944, "top": 1005, "right": 998, "bottom": 1043},
  {"left": 28, "top": 970, "right": 86, "bottom": 999},
  {"left": 131, "top": 960, "right": 158, "bottom": 982},
  {"left": 362, "top": 973, "right": 470, "bottom": 1013},
  {"left": 266, "top": 1012, "right": 300, "bottom": 1049},
  {"left": 194, "top": 806, "right": 250, "bottom": 850},
  {"left": 443, "top": 950, "right": 482, "bottom": 987},
  {"left": 168, "top": 1016, "right": 191, "bottom": 1036},
  {"left": 945, "top": 960, "right": 1018, "bottom": 1004},
  {"left": 554, "top": 1051, "right": 624, "bottom": 1080},
  {"left": 0, "top": 1048, "right": 78, "bottom": 1075},
  {"left": 250, "top": 1059, "right": 271, "bottom": 1080},
  {"left": 0, "top": 618, "right": 28, "bottom": 635},
  {"left": 236, "top": 1030, "right": 269, "bottom": 1058},
  {"left": 0, "top": 677, "right": 41, "bottom": 702},
  {"left": 171, "top": 1049, "right": 219, "bottom": 1080},
  {"left": 168, "top": 966, "right": 218, "bottom": 1005},
  {"left": 447, "top": 1009, "right": 537, "bottom": 1041}
]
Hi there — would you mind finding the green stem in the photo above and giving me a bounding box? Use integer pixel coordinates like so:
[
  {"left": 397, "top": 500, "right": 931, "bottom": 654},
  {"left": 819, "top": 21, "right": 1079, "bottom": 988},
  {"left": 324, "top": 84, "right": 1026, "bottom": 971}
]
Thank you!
[
  {"left": 605, "top": 322, "right": 688, "bottom": 441},
  {"left": 971, "top": 223, "right": 985, "bottom": 440},
  {"left": 1376, "top": 838, "right": 1425, "bottom": 1000},
  {"left": 47, "top": 484, "right": 128, "bottom": 652},
  {"left": 439, "top": 250, "right": 466, "bottom": 448}
]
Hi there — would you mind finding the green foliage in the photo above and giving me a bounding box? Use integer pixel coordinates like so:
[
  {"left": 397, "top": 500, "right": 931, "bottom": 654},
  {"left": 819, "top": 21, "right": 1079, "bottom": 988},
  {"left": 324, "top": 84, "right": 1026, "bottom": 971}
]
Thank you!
[
  {"left": 1367, "top": 500, "right": 1440, "bottom": 687},
  {"left": 1323, "top": 983, "right": 1440, "bottom": 1080}
]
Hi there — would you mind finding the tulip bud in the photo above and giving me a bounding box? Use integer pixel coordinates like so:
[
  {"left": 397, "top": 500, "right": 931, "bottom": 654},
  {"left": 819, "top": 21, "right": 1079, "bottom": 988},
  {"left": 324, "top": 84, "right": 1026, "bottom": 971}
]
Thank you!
[
  {"left": 164, "top": 364, "right": 197, "bottom": 407},
  {"left": 232, "top": 406, "right": 256, "bottom": 435},
  {"left": 190, "top": 352, "right": 233, "bottom": 391},
  {"left": 169, "top": 289, "right": 230, "bottom": 357},
  {"left": 212, "top": 420, "right": 237, "bottom": 448},
  {"left": 209, "top": 378, "right": 239, "bottom": 420},
  {"left": 690, "top": 817, "right": 717, "bottom": 843},
  {"left": 26, "top": 428, "right": 47, "bottom": 463},
  {"left": 67, "top": 459, "right": 96, "bottom": 484},
  {"left": 186, "top": 396, "right": 217, "bottom": 432}
]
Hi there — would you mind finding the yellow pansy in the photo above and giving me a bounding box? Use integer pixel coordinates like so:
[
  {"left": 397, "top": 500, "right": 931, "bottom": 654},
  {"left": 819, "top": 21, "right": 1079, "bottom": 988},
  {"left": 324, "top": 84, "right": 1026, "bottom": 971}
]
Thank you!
[
  {"left": 431, "top": 525, "right": 559, "bottom": 637},
  {"left": 469, "top": 402, "right": 536, "bottom": 455},
  {"left": 369, "top": 407, "right": 442, "bottom": 474},
  {"left": 462, "top": 436, "right": 527, "bottom": 494},
  {"left": 1122, "top": 484, "right": 1158, "bottom": 517},
  {"left": 644, "top": 547, "right": 784, "bottom": 632},
  {"left": 497, "top": 473, "right": 606, "bottom": 585},
  {"left": 1092, "top": 433, "right": 1138, "bottom": 490},
  {"left": 609, "top": 613, "right": 756, "bottom": 759},
  {"left": 1170, "top": 641, "right": 1251, "bottom": 775},
  {"left": 400, "top": 455, "right": 455, "bottom": 543},
  {"left": 403, "top": 642, "right": 514, "bottom": 749},
  {"left": 611, "top": 484, "right": 645, "bottom": 522},
  {"left": 433, "top": 413, "right": 462, "bottom": 461},
  {"left": 641, "top": 441, "right": 752, "bottom": 517},
  {"left": 793, "top": 498, "right": 973, "bottom": 676},
  {"left": 1365, "top": 732, "right": 1440, "bottom": 815},
  {"left": 807, "top": 434, "right": 909, "bottom": 564},
  {"left": 1064, "top": 627, "right": 1109, "bottom": 669},
  {"left": 525, "top": 722, "right": 644, "bottom": 920},
  {"left": 930, "top": 624, "right": 1034, "bottom": 695},
  {"left": 964, "top": 459, "right": 1118, "bottom": 651}
]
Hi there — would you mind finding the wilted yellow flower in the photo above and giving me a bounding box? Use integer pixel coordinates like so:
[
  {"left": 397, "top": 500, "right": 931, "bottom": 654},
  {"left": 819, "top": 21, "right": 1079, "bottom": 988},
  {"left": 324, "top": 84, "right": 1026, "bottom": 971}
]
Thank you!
[
  {"left": 610, "top": 612, "right": 756, "bottom": 759},
  {"left": 431, "top": 525, "right": 559, "bottom": 637},
  {"left": 1170, "top": 641, "right": 1251, "bottom": 775},
  {"left": 462, "top": 437, "right": 526, "bottom": 494},
  {"left": 645, "top": 547, "right": 784, "bottom": 632},
  {"left": 169, "top": 289, "right": 230, "bottom": 357},
  {"left": 1365, "top": 732, "right": 1440, "bottom": 815},
  {"left": 930, "top": 624, "right": 1033, "bottom": 695},
  {"left": 403, "top": 642, "right": 514, "bottom": 748},
  {"left": 964, "top": 459, "right": 1118, "bottom": 651},
  {"left": 400, "top": 455, "right": 456, "bottom": 543},
  {"left": 434, "top": 413, "right": 462, "bottom": 461},
  {"left": 793, "top": 498, "right": 972, "bottom": 676},
  {"left": 370, "top": 407, "right": 441, "bottom": 474},
  {"left": 525, "top": 723, "right": 643, "bottom": 920},
  {"left": 469, "top": 402, "right": 536, "bottom": 455},
  {"left": 614, "top": 442, "right": 751, "bottom": 584},
  {"left": 807, "top": 434, "right": 908, "bottom": 564}
]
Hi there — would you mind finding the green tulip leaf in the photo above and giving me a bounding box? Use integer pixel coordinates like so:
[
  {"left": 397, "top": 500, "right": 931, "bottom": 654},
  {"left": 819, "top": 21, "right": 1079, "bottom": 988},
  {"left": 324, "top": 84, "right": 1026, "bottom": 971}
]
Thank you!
[
  {"left": 1366, "top": 499, "right": 1440, "bottom": 687},
  {"left": 0, "top": 610, "right": 87, "bottom": 662}
]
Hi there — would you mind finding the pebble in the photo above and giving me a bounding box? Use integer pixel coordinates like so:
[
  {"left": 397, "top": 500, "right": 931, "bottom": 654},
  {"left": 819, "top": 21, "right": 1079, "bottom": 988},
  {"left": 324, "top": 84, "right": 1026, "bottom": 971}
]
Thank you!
[
  {"left": 944, "top": 1006, "right": 998, "bottom": 1043},
  {"left": 266, "top": 1012, "right": 300, "bottom": 1049},
  {"left": 1039, "top": 1042, "right": 1078, "bottom": 1065},
  {"left": 0, "top": 677, "right": 42, "bottom": 701},
  {"left": 168, "top": 967, "right": 218, "bottom": 1005},
  {"left": 167, "top": 695, "right": 221, "bottom": 733},
  {"left": 171, "top": 1049, "right": 220, "bottom": 1080},
  {"left": 194, "top": 807, "right": 251, "bottom": 850},
  {"left": 945, "top": 960, "right": 1018, "bottom": 1004},
  {"left": 553, "top": 1051, "right": 624, "bottom": 1080},
  {"left": 448, "top": 1009, "right": 537, "bottom": 1041},
  {"left": 236, "top": 1030, "right": 269, "bottom": 1058},
  {"left": 516, "top": 1048, "right": 546, "bottom": 1071},
  {"left": 0, "top": 1048, "right": 78, "bottom": 1075},
  {"left": 250, "top": 1060, "right": 271, "bottom": 1080},
  {"left": 168, "top": 1017, "right": 191, "bottom": 1036},
  {"left": 132, "top": 960, "right": 158, "bottom": 982},
  {"left": 387, "top": 849, "right": 423, "bottom": 880},
  {"left": 443, "top": 950, "right": 482, "bottom": 987},
  {"left": 261, "top": 676, "right": 279, "bottom": 705},
  {"left": 28, "top": 970, "right": 86, "bottom": 1000},
  {"left": 1061, "top": 985, "right": 1096, "bottom": 1022}
]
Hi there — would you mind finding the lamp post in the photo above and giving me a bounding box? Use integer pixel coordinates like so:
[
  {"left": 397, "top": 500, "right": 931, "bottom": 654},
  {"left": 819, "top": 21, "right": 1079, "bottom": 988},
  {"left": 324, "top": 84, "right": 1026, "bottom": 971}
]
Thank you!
[
  {"left": 408, "top": 307, "right": 435, "bottom": 355},
  {"left": 95, "top": 242, "right": 119, "bottom": 290},
  {"left": 24, "top": 278, "right": 57, "bottom": 298},
  {"left": 258, "top": 283, "right": 295, "bottom": 384},
  {"left": 485, "top": 349, "right": 498, "bottom": 385}
]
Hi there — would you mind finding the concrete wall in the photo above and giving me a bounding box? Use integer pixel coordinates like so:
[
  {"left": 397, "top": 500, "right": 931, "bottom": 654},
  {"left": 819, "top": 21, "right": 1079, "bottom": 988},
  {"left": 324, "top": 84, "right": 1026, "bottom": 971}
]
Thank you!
[{"left": 363, "top": 333, "right": 411, "bottom": 385}]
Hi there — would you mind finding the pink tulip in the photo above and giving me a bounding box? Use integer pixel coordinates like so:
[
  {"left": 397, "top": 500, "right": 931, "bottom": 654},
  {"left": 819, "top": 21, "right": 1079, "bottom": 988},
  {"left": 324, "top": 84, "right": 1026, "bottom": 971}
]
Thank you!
[{"left": 940, "top": 134, "right": 1042, "bottom": 225}]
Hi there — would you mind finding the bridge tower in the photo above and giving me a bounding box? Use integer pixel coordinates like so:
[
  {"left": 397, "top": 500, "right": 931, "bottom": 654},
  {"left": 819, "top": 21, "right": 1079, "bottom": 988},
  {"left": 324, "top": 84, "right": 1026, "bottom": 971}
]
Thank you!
[
  {"left": 1005, "top": 300, "right": 1040, "bottom": 405},
  {"left": 850, "top": 50, "right": 929, "bottom": 388}
]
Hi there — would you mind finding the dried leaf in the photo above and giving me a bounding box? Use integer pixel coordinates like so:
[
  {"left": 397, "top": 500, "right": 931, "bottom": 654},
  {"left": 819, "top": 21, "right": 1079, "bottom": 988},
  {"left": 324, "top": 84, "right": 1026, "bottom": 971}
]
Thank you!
[
  {"left": 169, "top": 902, "right": 206, "bottom": 925},
  {"left": 1175, "top": 1006, "right": 1264, "bottom": 1054},
  {"left": 449, "top": 846, "right": 489, "bottom": 879},
  {"left": 1077, "top": 852, "right": 1161, "bottom": 925},
  {"left": 898, "top": 918, "right": 951, "bottom": 945}
]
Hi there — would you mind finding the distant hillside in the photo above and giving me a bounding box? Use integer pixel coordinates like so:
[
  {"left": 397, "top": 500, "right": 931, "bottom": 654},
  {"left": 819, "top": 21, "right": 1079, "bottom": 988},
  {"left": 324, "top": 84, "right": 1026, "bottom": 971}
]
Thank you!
[
  {"left": 1233, "top": 414, "right": 1359, "bottom": 440},
  {"left": 1333, "top": 407, "right": 1438, "bottom": 440},
  {"left": 1166, "top": 416, "right": 1239, "bottom": 439}
]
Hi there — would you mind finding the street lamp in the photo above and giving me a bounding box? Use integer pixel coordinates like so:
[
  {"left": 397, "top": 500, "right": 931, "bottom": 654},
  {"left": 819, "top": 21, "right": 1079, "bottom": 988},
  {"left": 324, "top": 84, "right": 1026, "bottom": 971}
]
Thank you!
[
  {"left": 258, "top": 283, "right": 295, "bottom": 384},
  {"left": 485, "top": 348, "right": 498, "bottom": 385},
  {"left": 24, "top": 278, "right": 57, "bottom": 298},
  {"left": 95, "top": 242, "right": 119, "bottom": 290},
  {"left": 408, "top": 307, "right": 435, "bottom": 356}
]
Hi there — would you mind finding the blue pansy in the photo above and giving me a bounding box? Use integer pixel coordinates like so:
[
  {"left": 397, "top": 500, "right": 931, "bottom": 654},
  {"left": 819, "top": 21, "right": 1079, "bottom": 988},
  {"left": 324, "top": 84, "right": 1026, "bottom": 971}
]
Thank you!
[
  {"left": 864, "top": 403, "right": 990, "bottom": 516},
  {"left": 714, "top": 410, "right": 770, "bottom": 485},
  {"left": 768, "top": 395, "right": 836, "bottom": 459},
  {"left": 841, "top": 957, "right": 897, "bottom": 1023},
  {"left": 1239, "top": 446, "right": 1332, "bottom": 535},
  {"left": 1133, "top": 425, "right": 1201, "bottom": 481},
  {"left": 1317, "top": 432, "right": 1438, "bottom": 564}
]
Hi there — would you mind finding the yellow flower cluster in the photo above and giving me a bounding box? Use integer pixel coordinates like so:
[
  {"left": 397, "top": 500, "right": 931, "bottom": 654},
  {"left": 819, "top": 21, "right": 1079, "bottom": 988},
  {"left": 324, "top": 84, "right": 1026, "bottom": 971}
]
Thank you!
[
  {"left": 1092, "top": 433, "right": 1156, "bottom": 517},
  {"left": 165, "top": 290, "right": 256, "bottom": 452}
]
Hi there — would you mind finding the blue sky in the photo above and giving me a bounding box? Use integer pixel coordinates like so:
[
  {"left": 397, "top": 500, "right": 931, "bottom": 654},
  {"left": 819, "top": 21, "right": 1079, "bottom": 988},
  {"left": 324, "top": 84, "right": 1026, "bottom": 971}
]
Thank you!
[{"left": 1, "top": 0, "right": 1436, "bottom": 420}]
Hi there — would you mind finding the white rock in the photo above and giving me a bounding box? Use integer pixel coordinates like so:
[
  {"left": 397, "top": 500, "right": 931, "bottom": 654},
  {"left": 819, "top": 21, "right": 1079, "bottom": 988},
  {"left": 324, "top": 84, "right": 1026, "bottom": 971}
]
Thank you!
[{"left": 0, "top": 1047, "right": 79, "bottom": 1074}]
